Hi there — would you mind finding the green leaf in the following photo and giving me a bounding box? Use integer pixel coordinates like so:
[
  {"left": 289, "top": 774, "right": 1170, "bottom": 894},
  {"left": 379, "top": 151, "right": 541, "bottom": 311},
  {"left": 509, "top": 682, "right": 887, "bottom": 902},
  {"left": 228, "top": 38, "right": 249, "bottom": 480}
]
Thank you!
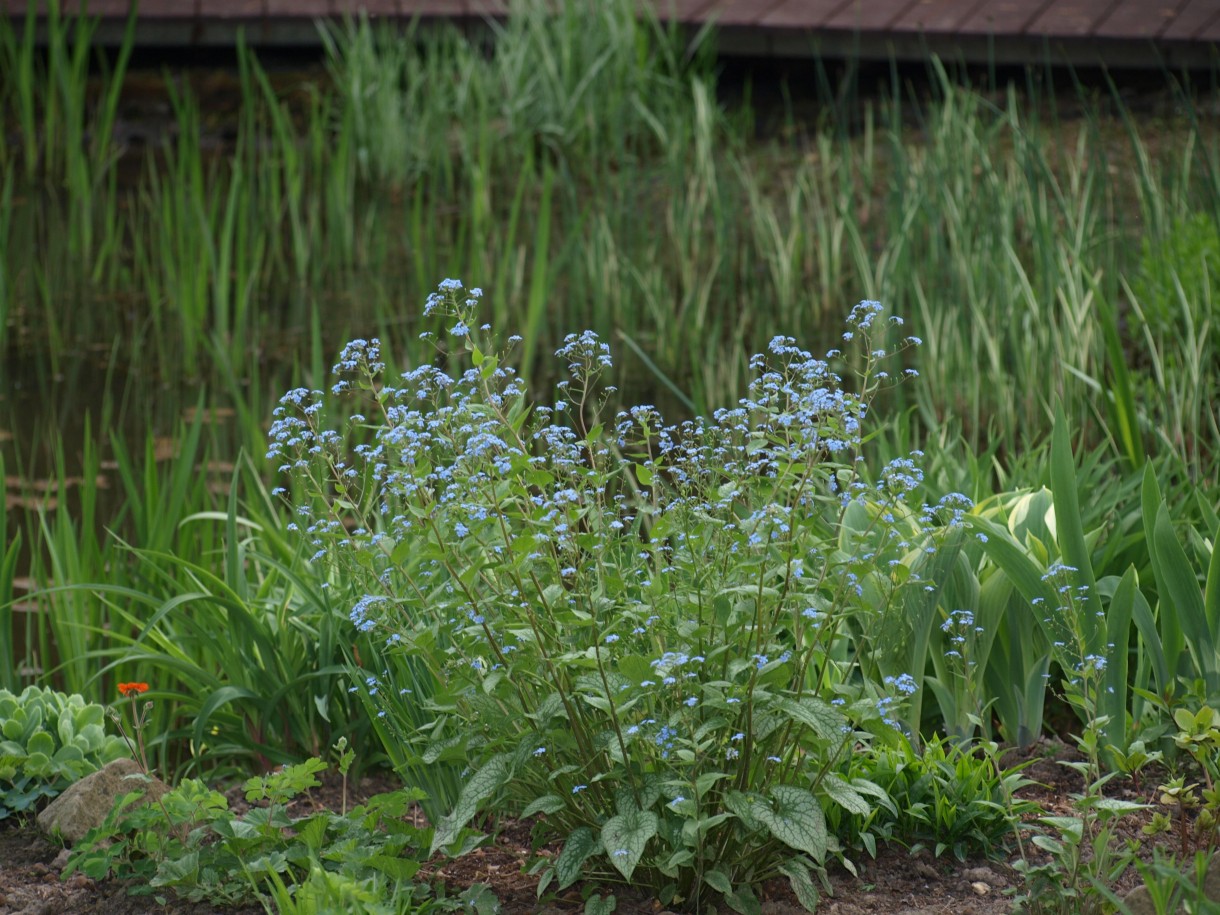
[
  {"left": 1173, "top": 708, "right": 1195, "bottom": 732},
  {"left": 365, "top": 855, "right": 420, "bottom": 881},
  {"left": 1100, "top": 568, "right": 1136, "bottom": 755},
  {"left": 703, "top": 869, "right": 733, "bottom": 894},
  {"left": 1153, "top": 503, "right": 1215, "bottom": 689},
  {"left": 556, "top": 827, "right": 598, "bottom": 890},
  {"left": 777, "top": 857, "right": 820, "bottom": 912},
  {"left": 601, "top": 809, "right": 658, "bottom": 880},
  {"left": 819, "top": 774, "right": 871, "bottom": 815},
  {"left": 1050, "top": 403, "right": 1098, "bottom": 601},
  {"left": 521, "top": 794, "right": 565, "bottom": 817},
  {"left": 430, "top": 753, "right": 512, "bottom": 856},
  {"left": 723, "top": 790, "right": 762, "bottom": 830},
  {"left": 723, "top": 884, "right": 762, "bottom": 915},
  {"left": 751, "top": 786, "right": 828, "bottom": 862},
  {"left": 1092, "top": 798, "right": 1148, "bottom": 815},
  {"left": 695, "top": 771, "right": 730, "bottom": 795},
  {"left": 149, "top": 851, "right": 201, "bottom": 886},
  {"left": 1205, "top": 520, "right": 1220, "bottom": 650},
  {"left": 971, "top": 517, "right": 1058, "bottom": 612},
  {"left": 774, "top": 697, "right": 846, "bottom": 742},
  {"left": 296, "top": 814, "right": 328, "bottom": 853},
  {"left": 26, "top": 731, "right": 54, "bottom": 758},
  {"left": 584, "top": 894, "right": 616, "bottom": 915},
  {"left": 23, "top": 752, "right": 52, "bottom": 778}
]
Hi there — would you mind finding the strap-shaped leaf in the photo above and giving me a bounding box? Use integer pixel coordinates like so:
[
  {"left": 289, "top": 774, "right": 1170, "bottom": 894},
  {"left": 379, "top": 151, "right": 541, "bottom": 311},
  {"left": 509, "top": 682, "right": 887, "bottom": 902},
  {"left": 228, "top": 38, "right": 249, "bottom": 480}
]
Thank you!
[
  {"left": 1050, "top": 404, "right": 1098, "bottom": 607},
  {"left": 1154, "top": 503, "right": 1215, "bottom": 690},
  {"left": 751, "top": 786, "right": 828, "bottom": 862},
  {"left": 970, "top": 517, "right": 1058, "bottom": 611},
  {"left": 1100, "top": 568, "right": 1136, "bottom": 755},
  {"left": 1206, "top": 521, "right": 1220, "bottom": 650},
  {"left": 601, "top": 809, "right": 658, "bottom": 880},
  {"left": 429, "top": 753, "right": 512, "bottom": 856}
]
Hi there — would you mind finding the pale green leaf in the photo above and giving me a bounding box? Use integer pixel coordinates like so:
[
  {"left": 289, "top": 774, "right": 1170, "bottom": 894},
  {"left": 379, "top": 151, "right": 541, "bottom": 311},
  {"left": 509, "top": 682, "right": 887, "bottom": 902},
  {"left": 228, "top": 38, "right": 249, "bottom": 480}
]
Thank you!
[
  {"left": 777, "top": 857, "right": 820, "bottom": 912},
  {"left": 601, "top": 809, "right": 658, "bottom": 880},
  {"left": 521, "top": 794, "right": 565, "bottom": 817},
  {"left": 703, "top": 869, "right": 733, "bottom": 894},
  {"left": 751, "top": 786, "right": 828, "bottom": 861},
  {"left": 774, "top": 697, "right": 845, "bottom": 742},
  {"left": 556, "top": 826, "right": 598, "bottom": 890},
  {"left": 819, "top": 773, "right": 871, "bottom": 815},
  {"left": 430, "top": 754, "right": 511, "bottom": 856}
]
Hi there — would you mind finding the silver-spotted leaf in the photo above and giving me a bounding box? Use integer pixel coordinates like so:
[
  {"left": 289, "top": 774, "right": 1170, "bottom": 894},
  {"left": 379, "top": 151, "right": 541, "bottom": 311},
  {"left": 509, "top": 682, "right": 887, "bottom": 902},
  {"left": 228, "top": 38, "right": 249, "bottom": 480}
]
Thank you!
[
  {"left": 556, "top": 826, "right": 599, "bottom": 890},
  {"left": 774, "top": 697, "right": 846, "bottom": 742},
  {"left": 601, "top": 809, "right": 658, "bottom": 880},
  {"left": 777, "top": 857, "right": 820, "bottom": 912},
  {"left": 521, "top": 794, "right": 566, "bottom": 817},
  {"left": 429, "top": 753, "right": 511, "bottom": 856},
  {"left": 751, "top": 786, "right": 828, "bottom": 861},
  {"left": 819, "top": 773, "right": 871, "bottom": 815}
]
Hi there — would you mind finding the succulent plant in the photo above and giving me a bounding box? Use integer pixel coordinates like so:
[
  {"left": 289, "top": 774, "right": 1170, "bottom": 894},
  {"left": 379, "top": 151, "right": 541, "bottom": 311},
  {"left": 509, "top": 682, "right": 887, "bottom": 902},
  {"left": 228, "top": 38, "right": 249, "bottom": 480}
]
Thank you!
[{"left": 0, "top": 685, "right": 129, "bottom": 819}]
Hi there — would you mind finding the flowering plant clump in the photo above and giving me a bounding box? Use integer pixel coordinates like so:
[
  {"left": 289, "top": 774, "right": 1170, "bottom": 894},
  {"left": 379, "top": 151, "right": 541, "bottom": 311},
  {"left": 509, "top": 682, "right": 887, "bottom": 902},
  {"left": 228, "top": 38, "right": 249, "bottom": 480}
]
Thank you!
[{"left": 267, "top": 279, "right": 970, "bottom": 910}]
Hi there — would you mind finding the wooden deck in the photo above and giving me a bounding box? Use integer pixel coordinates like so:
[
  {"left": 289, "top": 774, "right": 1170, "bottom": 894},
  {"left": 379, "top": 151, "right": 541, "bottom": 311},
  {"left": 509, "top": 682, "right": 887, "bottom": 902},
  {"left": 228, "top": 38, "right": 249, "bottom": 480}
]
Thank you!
[{"left": 6, "top": 0, "right": 1220, "bottom": 67}]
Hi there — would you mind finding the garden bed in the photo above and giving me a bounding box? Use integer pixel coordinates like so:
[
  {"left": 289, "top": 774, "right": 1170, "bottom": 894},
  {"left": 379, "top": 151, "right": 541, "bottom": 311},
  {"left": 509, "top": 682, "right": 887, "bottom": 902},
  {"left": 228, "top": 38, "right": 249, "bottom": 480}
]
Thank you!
[{"left": 0, "top": 742, "right": 1178, "bottom": 915}]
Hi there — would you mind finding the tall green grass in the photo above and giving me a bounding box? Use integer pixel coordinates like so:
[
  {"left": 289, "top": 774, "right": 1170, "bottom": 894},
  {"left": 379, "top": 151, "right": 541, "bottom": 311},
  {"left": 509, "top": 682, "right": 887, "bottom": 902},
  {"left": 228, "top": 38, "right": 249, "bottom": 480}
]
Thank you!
[{"left": 3, "top": 5, "right": 1216, "bottom": 479}]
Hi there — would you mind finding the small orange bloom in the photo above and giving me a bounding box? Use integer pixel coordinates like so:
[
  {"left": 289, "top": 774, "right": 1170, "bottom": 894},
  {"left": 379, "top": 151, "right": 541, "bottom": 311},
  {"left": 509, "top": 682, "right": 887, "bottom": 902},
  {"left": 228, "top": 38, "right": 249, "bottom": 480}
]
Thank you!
[{"left": 117, "top": 682, "right": 149, "bottom": 697}]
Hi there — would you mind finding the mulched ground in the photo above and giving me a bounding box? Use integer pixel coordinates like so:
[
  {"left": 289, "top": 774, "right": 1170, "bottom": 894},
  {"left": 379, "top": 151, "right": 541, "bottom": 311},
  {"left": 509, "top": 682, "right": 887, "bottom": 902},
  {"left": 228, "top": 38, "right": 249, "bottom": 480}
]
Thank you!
[{"left": 0, "top": 739, "right": 1183, "bottom": 915}]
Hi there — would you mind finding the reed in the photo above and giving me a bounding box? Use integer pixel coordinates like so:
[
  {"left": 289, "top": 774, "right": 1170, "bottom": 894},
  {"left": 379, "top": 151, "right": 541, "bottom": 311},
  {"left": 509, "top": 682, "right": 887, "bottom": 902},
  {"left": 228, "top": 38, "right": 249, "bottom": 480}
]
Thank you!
[{"left": 4, "top": 2, "right": 1216, "bottom": 480}]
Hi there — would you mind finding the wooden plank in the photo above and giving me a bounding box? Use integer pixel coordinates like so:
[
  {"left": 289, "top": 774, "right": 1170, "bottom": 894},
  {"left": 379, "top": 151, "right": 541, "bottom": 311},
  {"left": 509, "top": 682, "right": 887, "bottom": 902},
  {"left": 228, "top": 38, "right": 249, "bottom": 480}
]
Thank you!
[
  {"left": 71, "top": 0, "right": 197, "bottom": 17},
  {"left": 334, "top": 0, "right": 398, "bottom": 14},
  {"left": 893, "top": 0, "right": 990, "bottom": 33},
  {"left": 955, "top": 0, "right": 1053, "bottom": 34},
  {"left": 140, "top": 0, "right": 203, "bottom": 15},
  {"left": 759, "top": 0, "right": 850, "bottom": 29},
  {"left": 198, "top": 0, "right": 260, "bottom": 17},
  {"left": 1027, "top": 0, "right": 1122, "bottom": 37},
  {"left": 821, "top": 0, "right": 920, "bottom": 31},
  {"left": 1162, "top": 0, "right": 1220, "bottom": 39},
  {"left": 651, "top": 0, "right": 718, "bottom": 22},
  {"left": 699, "top": 0, "right": 788, "bottom": 27},
  {"left": 266, "top": 0, "right": 326, "bottom": 15},
  {"left": 1197, "top": 12, "right": 1220, "bottom": 38},
  {"left": 399, "top": 0, "right": 468, "bottom": 16},
  {"left": 467, "top": 0, "right": 507, "bottom": 15},
  {"left": 1094, "top": 0, "right": 1182, "bottom": 39}
]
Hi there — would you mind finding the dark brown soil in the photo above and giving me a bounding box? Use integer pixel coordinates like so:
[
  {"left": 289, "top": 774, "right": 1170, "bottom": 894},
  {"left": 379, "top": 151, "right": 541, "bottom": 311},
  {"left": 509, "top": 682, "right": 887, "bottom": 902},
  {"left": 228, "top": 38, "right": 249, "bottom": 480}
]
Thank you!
[{"left": 0, "top": 740, "right": 1181, "bottom": 915}]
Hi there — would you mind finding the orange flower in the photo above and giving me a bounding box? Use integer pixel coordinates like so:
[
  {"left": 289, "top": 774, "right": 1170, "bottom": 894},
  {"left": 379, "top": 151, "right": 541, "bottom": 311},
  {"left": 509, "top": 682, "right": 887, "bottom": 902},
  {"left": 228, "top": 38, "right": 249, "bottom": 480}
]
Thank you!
[{"left": 117, "top": 682, "right": 149, "bottom": 697}]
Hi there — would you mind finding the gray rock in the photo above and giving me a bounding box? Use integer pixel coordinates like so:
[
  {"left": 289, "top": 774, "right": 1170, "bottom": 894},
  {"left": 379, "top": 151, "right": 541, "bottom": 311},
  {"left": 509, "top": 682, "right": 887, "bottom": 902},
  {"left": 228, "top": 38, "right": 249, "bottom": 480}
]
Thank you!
[{"left": 36, "top": 758, "right": 168, "bottom": 844}]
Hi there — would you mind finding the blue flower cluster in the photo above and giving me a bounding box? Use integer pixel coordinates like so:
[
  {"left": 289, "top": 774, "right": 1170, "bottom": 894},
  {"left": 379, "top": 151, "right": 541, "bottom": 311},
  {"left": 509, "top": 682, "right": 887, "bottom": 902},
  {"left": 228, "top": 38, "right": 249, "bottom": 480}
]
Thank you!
[{"left": 267, "top": 279, "right": 964, "bottom": 847}]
